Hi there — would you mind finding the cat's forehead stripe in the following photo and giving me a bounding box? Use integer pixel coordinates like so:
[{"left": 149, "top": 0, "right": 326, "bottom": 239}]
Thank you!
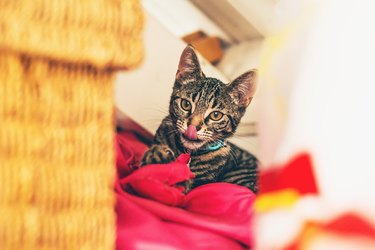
[
  {"left": 208, "top": 92, "right": 215, "bottom": 103},
  {"left": 212, "top": 98, "right": 218, "bottom": 109},
  {"left": 192, "top": 92, "right": 199, "bottom": 102}
]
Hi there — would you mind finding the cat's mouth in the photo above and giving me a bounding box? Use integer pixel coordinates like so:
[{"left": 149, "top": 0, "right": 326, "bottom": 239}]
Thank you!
[
  {"left": 181, "top": 133, "right": 202, "bottom": 143},
  {"left": 180, "top": 134, "right": 206, "bottom": 151}
]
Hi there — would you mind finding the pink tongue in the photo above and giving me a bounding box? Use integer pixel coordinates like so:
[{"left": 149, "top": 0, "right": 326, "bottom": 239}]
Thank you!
[{"left": 184, "top": 125, "right": 197, "bottom": 140}]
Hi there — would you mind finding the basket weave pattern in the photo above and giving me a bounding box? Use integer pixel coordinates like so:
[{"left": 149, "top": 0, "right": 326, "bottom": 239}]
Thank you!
[
  {"left": 0, "top": 0, "right": 144, "bottom": 249},
  {"left": 0, "top": 54, "right": 115, "bottom": 249}
]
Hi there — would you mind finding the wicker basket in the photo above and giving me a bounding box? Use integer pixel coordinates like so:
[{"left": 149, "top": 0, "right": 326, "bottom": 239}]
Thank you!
[{"left": 0, "top": 0, "right": 144, "bottom": 249}]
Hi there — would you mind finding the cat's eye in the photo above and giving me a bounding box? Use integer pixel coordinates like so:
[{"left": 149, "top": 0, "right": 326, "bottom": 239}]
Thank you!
[
  {"left": 180, "top": 99, "right": 191, "bottom": 111},
  {"left": 209, "top": 111, "right": 223, "bottom": 121}
]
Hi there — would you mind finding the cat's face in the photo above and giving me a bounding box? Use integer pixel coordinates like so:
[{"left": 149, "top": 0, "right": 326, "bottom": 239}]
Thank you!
[{"left": 169, "top": 45, "right": 257, "bottom": 151}]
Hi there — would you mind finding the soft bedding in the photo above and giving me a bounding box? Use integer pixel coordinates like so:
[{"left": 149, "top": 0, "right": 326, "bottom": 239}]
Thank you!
[{"left": 115, "top": 131, "right": 255, "bottom": 250}]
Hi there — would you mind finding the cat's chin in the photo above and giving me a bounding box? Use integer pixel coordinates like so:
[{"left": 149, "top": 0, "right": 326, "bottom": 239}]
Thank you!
[{"left": 180, "top": 135, "right": 206, "bottom": 151}]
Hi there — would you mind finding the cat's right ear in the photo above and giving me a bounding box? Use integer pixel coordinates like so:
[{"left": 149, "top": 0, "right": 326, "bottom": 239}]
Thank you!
[
  {"left": 228, "top": 69, "right": 257, "bottom": 107},
  {"left": 176, "top": 45, "right": 204, "bottom": 85}
]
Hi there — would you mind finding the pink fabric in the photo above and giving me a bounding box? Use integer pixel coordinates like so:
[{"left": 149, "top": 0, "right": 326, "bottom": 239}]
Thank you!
[
  {"left": 115, "top": 131, "right": 255, "bottom": 250},
  {"left": 121, "top": 153, "right": 194, "bottom": 206}
]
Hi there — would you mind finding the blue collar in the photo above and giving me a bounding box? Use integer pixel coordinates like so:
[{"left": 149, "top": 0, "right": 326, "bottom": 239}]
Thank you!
[{"left": 190, "top": 139, "right": 226, "bottom": 156}]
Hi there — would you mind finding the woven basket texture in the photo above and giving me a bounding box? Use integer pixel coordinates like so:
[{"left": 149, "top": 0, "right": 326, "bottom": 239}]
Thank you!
[{"left": 0, "top": 0, "right": 144, "bottom": 249}]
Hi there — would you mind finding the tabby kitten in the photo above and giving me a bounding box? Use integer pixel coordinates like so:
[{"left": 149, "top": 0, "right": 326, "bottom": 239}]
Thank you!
[{"left": 141, "top": 45, "right": 258, "bottom": 193}]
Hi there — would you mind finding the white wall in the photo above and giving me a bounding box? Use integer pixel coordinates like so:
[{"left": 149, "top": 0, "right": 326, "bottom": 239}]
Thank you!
[{"left": 142, "top": 0, "right": 230, "bottom": 42}]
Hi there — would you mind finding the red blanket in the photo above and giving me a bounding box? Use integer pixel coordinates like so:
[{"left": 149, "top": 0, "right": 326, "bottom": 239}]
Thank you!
[{"left": 115, "top": 131, "right": 255, "bottom": 250}]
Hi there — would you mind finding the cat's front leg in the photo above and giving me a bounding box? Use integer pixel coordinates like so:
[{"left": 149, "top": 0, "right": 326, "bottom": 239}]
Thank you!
[{"left": 141, "top": 144, "right": 176, "bottom": 166}]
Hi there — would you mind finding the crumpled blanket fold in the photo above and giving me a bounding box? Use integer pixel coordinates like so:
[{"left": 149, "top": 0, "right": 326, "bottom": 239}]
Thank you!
[{"left": 115, "top": 131, "right": 255, "bottom": 250}]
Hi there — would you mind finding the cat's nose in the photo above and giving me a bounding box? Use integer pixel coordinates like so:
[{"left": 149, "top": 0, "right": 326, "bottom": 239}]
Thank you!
[
  {"left": 190, "top": 116, "right": 202, "bottom": 126},
  {"left": 188, "top": 116, "right": 202, "bottom": 131},
  {"left": 184, "top": 125, "right": 198, "bottom": 140}
]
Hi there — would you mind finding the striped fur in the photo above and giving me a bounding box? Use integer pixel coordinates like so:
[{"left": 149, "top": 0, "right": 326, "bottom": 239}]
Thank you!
[{"left": 141, "top": 45, "right": 258, "bottom": 193}]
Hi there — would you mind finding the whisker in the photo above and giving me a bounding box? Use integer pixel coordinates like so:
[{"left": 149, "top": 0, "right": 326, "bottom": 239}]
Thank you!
[
  {"left": 145, "top": 107, "right": 169, "bottom": 115},
  {"left": 165, "top": 128, "right": 180, "bottom": 136}
]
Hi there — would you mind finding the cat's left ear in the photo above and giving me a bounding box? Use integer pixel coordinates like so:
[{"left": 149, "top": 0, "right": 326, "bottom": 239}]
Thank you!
[
  {"left": 228, "top": 69, "right": 257, "bottom": 107},
  {"left": 176, "top": 45, "right": 204, "bottom": 84}
]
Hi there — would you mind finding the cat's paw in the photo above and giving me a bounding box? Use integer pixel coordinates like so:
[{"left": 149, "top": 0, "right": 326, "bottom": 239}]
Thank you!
[{"left": 141, "top": 145, "right": 176, "bottom": 166}]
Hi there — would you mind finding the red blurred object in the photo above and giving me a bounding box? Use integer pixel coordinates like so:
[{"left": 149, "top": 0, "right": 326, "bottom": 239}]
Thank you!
[
  {"left": 324, "top": 213, "right": 375, "bottom": 239},
  {"left": 285, "top": 213, "right": 375, "bottom": 250},
  {"left": 259, "top": 153, "right": 319, "bottom": 195},
  {"left": 115, "top": 131, "right": 255, "bottom": 250}
]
